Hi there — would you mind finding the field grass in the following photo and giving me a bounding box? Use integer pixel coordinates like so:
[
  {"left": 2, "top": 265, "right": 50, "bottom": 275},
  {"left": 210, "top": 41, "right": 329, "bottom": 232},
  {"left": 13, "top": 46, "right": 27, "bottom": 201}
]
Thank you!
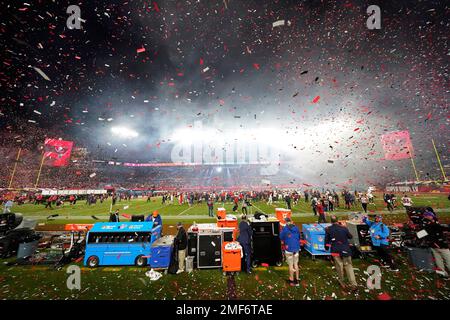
[
  {"left": 11, "top": 193, "right": 450, "bottom": 227},
  {"left": 1, "top": 193, "right": 449, "bottom": 300},
  {"left": 1, "top": 250, "right": 449, "bottom": 300}
]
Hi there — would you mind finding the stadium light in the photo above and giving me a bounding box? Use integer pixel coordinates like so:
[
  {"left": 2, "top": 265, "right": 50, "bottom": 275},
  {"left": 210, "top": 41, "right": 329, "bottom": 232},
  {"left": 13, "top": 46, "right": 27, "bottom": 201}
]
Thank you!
[
  {"left": 216, "top": 167, "right": 222, "bottom": 173},
  {"left": 111, "top": 126, "right": 139, "bottom": 138}
]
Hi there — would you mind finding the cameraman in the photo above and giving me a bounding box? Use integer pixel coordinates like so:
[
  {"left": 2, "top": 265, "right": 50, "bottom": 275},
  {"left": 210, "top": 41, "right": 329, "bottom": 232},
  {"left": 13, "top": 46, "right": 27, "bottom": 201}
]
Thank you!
[
  {"left": 363, "top": 214, "right": 399, "bottom": 271},
  {"left": 423, "top": 212, "right": 450, "bottom": 278}
]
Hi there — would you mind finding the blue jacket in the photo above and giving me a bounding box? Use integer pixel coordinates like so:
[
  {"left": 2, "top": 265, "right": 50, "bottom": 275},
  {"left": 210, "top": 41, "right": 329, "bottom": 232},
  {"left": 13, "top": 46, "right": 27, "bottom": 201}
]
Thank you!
[
  {"left": 237, "top": 221, "right": 253, "bottom": 245},
  {"left": 363, "top": 218, "right": 389, "bottom": 246},
  {"left": 146, "top": 214, "right": 162, "bottom": 229},
  {"left": 325, "top": 223, "right": 352, "bottom": 257},
  {"left": 280, "top": 224, "right": 301, "bottom": 253}
]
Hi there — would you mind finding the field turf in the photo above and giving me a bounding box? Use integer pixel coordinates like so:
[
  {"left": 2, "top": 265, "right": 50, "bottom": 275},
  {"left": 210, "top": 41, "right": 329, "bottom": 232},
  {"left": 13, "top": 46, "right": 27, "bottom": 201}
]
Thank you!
[{"left": 10, "top": 193, "right": 450, "bottom": 227}]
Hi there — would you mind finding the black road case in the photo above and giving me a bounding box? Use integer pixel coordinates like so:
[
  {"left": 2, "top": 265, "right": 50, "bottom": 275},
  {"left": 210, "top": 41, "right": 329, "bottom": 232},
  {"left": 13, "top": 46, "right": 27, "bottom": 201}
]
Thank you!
[
  {"left": 197, "top": 233, "right": 222, "bottom": 268},
  {"left": 406, "top": 247, "right": 435, "bottom": 272},
  {"left": 187, "top": 232, "right": 198, "bottom": 257},
  {"left": 346, "top": 221, "right": 375, "bottom": 254},
  {"left": 250, "top": 220, "right": 283, "bottom": 266}
]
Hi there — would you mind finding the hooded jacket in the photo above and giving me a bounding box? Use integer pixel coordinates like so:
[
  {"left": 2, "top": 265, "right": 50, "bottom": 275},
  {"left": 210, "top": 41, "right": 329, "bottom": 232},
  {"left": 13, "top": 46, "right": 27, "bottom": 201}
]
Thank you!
[
  {"left": 280, "top": 223, "right": 301, "bottom": 253},
  {"left": 363, "top": 217, "right": 390, "bottom": 246}
]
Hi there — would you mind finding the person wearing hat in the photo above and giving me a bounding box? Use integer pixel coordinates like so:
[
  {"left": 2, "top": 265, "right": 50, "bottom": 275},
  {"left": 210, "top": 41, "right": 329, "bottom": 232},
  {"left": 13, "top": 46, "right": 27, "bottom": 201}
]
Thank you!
[
  {"left": 237, "top": 214, "right": 253, "bottom": 273},
  {"left": 280, "top": 217, "right": 301, "bottom": 286},
  {"left": 174, "top": 222, "right": 188, "bottom": 274},
  {"left": 325, "top": 215, "right": 357, "bottom": 291},
  {"left": 423, "top": 211, "right": 450, "bottom": 277},
  {"left": 363, "top": 214, "right": 398, "bottom": 271},
  {"left": 145, "top": 210, "right": 162, "bottom": 227},
  {"left": 146, "top": 210, "right": 163, "bottom": 235}
]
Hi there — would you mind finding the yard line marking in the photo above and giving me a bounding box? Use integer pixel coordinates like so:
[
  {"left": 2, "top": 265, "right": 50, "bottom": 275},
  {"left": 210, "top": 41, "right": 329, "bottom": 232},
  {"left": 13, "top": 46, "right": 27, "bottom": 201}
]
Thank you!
[
  {"left": 251, "top": 203, "right": 267, "bottom": 214},
  {"left": 177, "top": 205, "right": 197, "bottom": 216}
]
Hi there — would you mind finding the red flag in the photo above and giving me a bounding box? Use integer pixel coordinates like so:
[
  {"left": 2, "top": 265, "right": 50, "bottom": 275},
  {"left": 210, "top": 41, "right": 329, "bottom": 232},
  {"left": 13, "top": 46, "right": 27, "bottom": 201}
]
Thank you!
[
  {"left": 380, "top": 130, "right": 414, "bottom": 160},
  {"left": 44, "top": 139, "right": 74, "bottom": 166}
]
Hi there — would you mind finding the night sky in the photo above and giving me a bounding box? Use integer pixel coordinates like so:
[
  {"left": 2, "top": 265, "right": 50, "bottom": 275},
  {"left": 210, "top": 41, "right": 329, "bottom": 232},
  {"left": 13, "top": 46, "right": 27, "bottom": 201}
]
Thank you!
[{"left": 0, "top": 0, "right": 448, "bottom": 187}]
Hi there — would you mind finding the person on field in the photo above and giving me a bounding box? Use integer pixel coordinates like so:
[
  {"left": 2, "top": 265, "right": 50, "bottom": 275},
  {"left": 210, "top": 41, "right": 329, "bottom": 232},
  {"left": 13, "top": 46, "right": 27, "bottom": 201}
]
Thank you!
[
  {"left": 363, "top": 214, "right": 398, "bottom": 271},
  {"left": 146, "top": 210, "right": 162, "bottom": 234},
  {"left": 317, "top": 201, "right": 326, "bottom": 223},
  {"left": 174, "top": 222, "right": 188, "bottom": 274},
  {"left": 207, "top": 197, "right": 214, "bottom": 217},
  {"left": 109, "top": 209, "right": 120, "bottom": 222},
  {"left": 401, "top": 194, "right": 413, "bottom": 211},
  {"left": 325, "top": 215, "right": 358, "bottom": 291},
  {"left": 280, "top": 217, "right": 301, "bottom": 287},
  {"left": 3, "top": 199, "right": 13, "bottom": 213},
  {"left": 360, "top": 194, "right": 368, "bottom": 213},
  {"left": 423, "top": 212, "right": 450, "bottom": 278},
  {"left": 237, "top": 215, "right": 253, "bottom": 274}
]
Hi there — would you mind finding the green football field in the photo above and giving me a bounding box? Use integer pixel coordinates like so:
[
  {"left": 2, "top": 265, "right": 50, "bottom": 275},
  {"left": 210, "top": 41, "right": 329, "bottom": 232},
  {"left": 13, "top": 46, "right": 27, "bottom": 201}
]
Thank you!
[
  {"left": 10, "top": 193, "right": 450, "bottom": 227},
  {"left": 0, "top": 193, "right": 449, "bottom": 300}
]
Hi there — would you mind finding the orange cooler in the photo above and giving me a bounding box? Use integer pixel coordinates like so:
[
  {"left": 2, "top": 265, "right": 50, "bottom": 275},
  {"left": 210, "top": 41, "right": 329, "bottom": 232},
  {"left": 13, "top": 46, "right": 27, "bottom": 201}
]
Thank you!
[
  {"left": 217, "top": 207, "right": 226, "bottom": 219},
  {"left": 222, "top": 242, "right": 242, "bottom": 272},
  {"left": 217, "top": 219, "right": 238, "bottom": 229},
  {"left": 275, "top": 208, "right": 292, "bottom": 225}
]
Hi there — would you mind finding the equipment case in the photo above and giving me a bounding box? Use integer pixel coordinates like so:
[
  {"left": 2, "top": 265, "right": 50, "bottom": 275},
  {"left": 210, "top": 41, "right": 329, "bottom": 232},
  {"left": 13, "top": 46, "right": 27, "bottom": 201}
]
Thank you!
[
  {"left": 346, "top": 221, "right": 375, "bottom": 253},
  {"left": 250, "top": 219, "right": 283, "bottom": 266}
]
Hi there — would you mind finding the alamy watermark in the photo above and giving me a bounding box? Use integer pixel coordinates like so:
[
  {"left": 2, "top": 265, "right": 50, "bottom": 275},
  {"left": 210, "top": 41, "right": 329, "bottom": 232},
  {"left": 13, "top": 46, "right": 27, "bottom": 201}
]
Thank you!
[
  {"left": 66, "top": 5, "right": 83, "bottom": 30},
  {"left": 66, "top": 265, "right": 81, "bottom": 290},
  {"left": 366, "top": 265, "right": 382, "bottom": 290},
  {"left": 170, "top": 121, "right": 281, "bottom": 176},
  {"left": 367, "top": 5, "right": 381, "bottom": 30}
]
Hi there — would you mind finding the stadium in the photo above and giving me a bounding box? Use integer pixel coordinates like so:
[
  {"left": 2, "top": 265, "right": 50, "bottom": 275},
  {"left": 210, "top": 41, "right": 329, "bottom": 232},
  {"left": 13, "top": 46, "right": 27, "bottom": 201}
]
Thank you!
[{"left": 0, "top": 0, "right": 449, "bottom": 309}]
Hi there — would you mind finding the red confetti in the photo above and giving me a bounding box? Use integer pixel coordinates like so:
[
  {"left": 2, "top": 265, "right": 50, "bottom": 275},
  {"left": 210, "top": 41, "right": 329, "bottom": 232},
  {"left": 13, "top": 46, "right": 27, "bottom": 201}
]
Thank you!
[
  {"left": 137, "top": 47, "right": 146, "bottom": 53},
  {"left": 253, "top": 63, "right": 260, "bottom": 70},
  {"left": 377, "top": 292, "right": 392, "bottom": 300},
  {"left": 312, "top": 96, "right": 320, "bottom": 103},
  {"left": 153, "top": 2, "right": 160, "bottom": 12}
]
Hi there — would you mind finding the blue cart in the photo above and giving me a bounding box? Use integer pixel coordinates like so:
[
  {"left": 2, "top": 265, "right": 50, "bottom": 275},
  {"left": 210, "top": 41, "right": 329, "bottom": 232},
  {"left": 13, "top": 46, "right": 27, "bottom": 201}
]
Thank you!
[
  {"left": 148, "top": 235, "right": 174, "bottom": 269},
  {"left": 302, "top": 223, "right": 331, "bottom": 258},
  {"left": 84, "top": 222, "right": 161, "bottom": 267}
]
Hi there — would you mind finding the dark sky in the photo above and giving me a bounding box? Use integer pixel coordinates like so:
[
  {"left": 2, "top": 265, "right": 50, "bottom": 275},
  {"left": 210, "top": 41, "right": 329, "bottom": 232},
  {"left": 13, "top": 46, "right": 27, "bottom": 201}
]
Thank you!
[{"left": 0, "top": 0, "right": 448, "bottom": 187}]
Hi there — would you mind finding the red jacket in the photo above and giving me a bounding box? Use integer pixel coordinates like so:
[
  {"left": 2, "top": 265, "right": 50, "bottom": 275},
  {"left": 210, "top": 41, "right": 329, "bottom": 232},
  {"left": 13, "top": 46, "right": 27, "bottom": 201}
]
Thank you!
[{"left": 317, "top": 204, "right": 325, "bottom": 214}]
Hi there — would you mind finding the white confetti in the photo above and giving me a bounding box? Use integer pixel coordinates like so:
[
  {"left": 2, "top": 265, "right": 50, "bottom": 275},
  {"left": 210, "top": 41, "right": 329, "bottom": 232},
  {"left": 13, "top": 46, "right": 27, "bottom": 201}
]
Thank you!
[
  {"left": 272, "top": 20, "right": 285, "bottom": 28},
  {"left": 33, "top": 66, "right": 51, "bottom": 81}
]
